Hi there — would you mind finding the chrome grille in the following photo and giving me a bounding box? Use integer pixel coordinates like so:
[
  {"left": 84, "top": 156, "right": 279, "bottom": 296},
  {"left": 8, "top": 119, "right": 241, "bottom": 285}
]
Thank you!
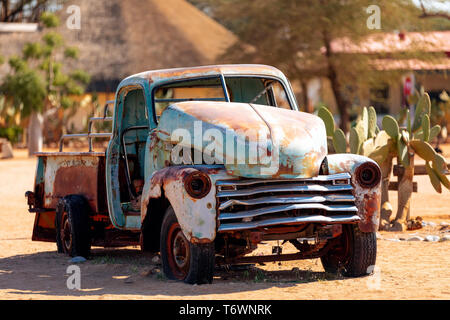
[{"left": 216, "top": 173, "right": 360, "bottom": 232}]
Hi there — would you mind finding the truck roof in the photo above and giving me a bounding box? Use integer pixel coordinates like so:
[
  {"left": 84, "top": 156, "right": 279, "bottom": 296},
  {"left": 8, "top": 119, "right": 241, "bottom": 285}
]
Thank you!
[{"left": 123, "top": 64, "right": 287, "bottom": 85}]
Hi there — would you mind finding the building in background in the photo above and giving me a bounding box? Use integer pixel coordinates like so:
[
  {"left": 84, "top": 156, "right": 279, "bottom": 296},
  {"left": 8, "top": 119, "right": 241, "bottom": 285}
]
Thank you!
[
  {"left": 0, "top": 0, "right": 237, "bottom": 132},
  {"left": 306, "top": 31, "right": 450, "bottom": 117},
  {"left": 1, "top": 1, "right": 449, "bottom": 129}
]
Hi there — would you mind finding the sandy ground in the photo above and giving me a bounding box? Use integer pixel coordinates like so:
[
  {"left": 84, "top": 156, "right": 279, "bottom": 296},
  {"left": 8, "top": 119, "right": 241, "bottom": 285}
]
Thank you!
[{"left": 0, "top": 147, "right": 449, "bottom": 300}]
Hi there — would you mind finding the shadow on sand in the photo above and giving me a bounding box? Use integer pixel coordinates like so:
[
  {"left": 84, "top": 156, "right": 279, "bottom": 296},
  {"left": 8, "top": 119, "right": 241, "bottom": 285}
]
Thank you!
[{"left": 0, "top": 247, "right": 352, "bottom": 298}]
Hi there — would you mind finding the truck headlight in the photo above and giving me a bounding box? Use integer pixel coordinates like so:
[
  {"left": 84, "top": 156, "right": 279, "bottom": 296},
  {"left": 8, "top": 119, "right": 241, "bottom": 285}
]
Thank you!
[
  {"left": 184, "top": 171, "right": 211, "bottom": 199},
  {"left": 355, "top": 162, "right": 381, "bottom": 188}
]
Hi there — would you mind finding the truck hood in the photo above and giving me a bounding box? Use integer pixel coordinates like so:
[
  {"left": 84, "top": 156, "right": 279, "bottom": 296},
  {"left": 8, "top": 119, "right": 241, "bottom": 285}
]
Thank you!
[{"left": 155, "top": 101, "right": 327, "bottom": 178}]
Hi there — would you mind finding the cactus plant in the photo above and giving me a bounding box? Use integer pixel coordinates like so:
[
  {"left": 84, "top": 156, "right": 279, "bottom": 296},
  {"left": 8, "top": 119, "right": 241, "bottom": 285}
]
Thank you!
[
  {"left": 318, "top": 106, "right": 395, "bottom": 230},
  {"left": 349, "top": 106, "right": 380, "bottom": 155},
  {"left": 318, "top": 105, "right": 382, "bottom": 156},
  {"left": 379, "top": 92, "right": 449, "bottom": 231},
  {"left": 317, "top": 106, "right": 347, "bottom": 153},
  {"left": 317, "top": 95, "right": 450, "bottom": 231},
  {"left": 351, "top": 107, "right": 398, "bottom": 230}
]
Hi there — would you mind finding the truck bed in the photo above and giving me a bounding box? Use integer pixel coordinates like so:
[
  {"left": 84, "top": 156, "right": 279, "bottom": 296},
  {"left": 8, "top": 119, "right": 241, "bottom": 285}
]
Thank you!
[
  {"left": 30, "top": 152, "right": 108, "bottom": 242},
  {"left": 34, "top": 152, "right": 107, "bottom": 212}
]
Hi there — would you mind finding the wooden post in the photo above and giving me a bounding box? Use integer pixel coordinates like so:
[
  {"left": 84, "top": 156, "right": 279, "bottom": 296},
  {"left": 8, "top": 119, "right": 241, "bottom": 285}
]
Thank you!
[
  {"left": 392, "top": 152, "right": 415, "bottom": 231},
  {"left": 379, "top": 155, "right": 393, "bottom": 229}
]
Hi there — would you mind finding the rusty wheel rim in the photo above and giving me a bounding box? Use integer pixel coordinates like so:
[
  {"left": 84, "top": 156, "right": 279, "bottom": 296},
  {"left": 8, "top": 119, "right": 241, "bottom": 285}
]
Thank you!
[
  {"left": 61, "top": 212, "right": 72, "bottom": 254},
  {"left": 167, "top": 222, "right": 190, "bottom": 280},
  {"left": 329, "top": 225, "right": 352, "bottom": 266}
]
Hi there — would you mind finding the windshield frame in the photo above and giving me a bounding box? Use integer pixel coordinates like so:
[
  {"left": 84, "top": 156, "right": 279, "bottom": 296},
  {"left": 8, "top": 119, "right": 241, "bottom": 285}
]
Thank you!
[
  {"left": 224, "top": 74, "right": 295, "bottom": 111},
  {"left": 151, "top": 74, "right": 296, "bottom": 125}
]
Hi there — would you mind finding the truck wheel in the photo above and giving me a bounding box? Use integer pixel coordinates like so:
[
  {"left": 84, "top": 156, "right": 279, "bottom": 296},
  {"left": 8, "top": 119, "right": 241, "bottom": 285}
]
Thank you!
[
  {"left": 55, "top": 195, "right": 91, "bottom": 258},
  {"left": 320, "top": 224, "right": 376, "bottom": 277},
  {"left": 160, "top": 206, "right": 215, "bottom": 284}
]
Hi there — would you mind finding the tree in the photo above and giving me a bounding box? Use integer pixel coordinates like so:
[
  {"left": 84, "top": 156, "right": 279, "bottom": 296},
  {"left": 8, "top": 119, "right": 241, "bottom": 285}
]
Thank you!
[
  {"left": 197, "top": 0, "right": 439, "bottom": 132},
  {"left": 0, "top": 0, "right": 63, "bottom": 22},
  {"left": 1, "top": 12, "right": 90, "bottom": 156},
  {"left": 419, "top": 0, "right": 450, "bottom": 20}
]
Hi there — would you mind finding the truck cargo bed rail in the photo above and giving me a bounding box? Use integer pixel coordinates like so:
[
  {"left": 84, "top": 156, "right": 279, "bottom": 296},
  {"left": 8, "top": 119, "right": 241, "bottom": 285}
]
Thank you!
[{"left": 59, "top": 101, "right": 114, "bottom": 152}]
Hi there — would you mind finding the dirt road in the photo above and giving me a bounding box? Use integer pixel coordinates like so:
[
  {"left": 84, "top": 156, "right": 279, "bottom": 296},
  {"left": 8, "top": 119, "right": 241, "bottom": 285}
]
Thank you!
[{"left": 0, "top": 148, "right": 449, "bottom": 300}]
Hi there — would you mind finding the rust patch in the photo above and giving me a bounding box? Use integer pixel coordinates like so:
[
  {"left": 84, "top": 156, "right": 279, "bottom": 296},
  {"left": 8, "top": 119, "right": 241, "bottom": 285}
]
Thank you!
[
  {"left": 34, "top": 156, "right": 47, "bottom": 208},
  {"left": 151, "top": 166, "right": 196, "bottom": 186},
  {"left": 199, "top": 166, "right": 223, "bottom": 175},
  {"left": 172, "top": 102, "right": 269, "bottom": 136},
  {"left": 190, "top": 236, "right": 212, "bottom": 244},
  {"left": 300, "top": 150, "right": 321, "bottom": 177},
  {"left": 358, "top": 191, "right": 381, "bottom": 233},
  {"left": 249, "top": 231, "right": 263, "bottom": 245},
  {"left": 32, "top": 211, "right": 56, "bottom": 242},
  {"left": 141, "top": 166, "right": 200, "bottom": 221},
  {"left": 47, "top": 165, "right": 99, "bottom": 212},
  {"left": 144, "top": 64, "right": 286, "bottom": 85}
]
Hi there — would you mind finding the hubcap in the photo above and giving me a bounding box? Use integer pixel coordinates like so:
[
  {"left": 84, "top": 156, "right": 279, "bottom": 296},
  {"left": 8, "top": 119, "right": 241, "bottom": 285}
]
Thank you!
[
  {"left": 329, "top": 225, "right": 352, "bottom": 265},
  {"left": 173, "top": 232, "right": 189, "bottom": 269},
  {"left": 167, "top": 223, "right": 190, "bottom": 279},
  {"left": 61, "top": 212, "right": 72, "bottom": 253}
]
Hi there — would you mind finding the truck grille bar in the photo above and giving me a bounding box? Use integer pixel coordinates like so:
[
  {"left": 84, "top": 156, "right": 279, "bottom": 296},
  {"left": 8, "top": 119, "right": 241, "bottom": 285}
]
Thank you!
[
  {"left": 219, "top": 203, "right": 358, "bottom": 221},
  {"left": 218, "top": 215, "right": 361, "bottom": 232},
  {"left": 216, "top": 183, "right": 353, "bottom": 198},
  {"left": 216, "top": 173, "right": 358, "bottom": 232},
  {"left": 218, "top": 194, "right": 355, "bottom": 210}
]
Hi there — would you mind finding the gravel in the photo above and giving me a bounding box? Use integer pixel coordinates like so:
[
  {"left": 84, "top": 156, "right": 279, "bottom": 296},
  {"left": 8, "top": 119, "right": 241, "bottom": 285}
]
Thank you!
[
  {"left": 424, "top": 235, "right": 440, "bottom": 242},
  {"left": 407, "top": 236, "right": 424, "bottom": 241}
]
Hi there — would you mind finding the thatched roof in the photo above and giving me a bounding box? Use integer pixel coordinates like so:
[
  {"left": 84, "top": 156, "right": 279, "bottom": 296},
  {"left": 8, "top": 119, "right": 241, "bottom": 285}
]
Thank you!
[
  {"left": 0, "top": 0, "right": 237, "bottom": 92},
  {"left": 0, "top": 30, "right": 39, "bottom": 70}
]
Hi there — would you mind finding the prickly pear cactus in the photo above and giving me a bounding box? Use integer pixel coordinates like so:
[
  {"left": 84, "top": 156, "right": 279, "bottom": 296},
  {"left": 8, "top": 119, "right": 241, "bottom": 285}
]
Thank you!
[
  {"left": 317, "top": 106, "right": 347, "bottom": 153},
  {"left": 318, "top": 106, "right": 335, "bottom": 137},
  {"left": 316, "top": 96, "right": 449, "bottom": 231},
  {"left": 332, "top": 128, "right": 347, "bottom": 153},
  {"left": 382, "top": 93, "right": 448, "bottom": 193},
  {"left": 318, "top": 105, "right": 383, "bottom": 156},
  {"left": 379, "top": 92, "right": 450, "bottom": 231}
]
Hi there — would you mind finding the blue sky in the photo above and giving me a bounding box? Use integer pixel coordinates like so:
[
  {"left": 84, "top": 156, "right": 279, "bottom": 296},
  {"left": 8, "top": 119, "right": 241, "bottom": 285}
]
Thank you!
[{"left": 412, "top": 0, "right": 450, "bottom": 13}]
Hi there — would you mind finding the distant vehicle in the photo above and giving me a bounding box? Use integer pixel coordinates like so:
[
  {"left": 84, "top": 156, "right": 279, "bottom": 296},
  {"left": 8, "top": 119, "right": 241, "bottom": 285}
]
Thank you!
[{"left": 26, "top": 65, "right": 381, "bottom": 284}]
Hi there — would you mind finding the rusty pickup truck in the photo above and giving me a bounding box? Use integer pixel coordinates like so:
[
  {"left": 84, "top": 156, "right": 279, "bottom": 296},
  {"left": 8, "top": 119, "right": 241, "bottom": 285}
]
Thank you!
[{"left": 26, "top": 64, "right": 381, "bottom": 284}]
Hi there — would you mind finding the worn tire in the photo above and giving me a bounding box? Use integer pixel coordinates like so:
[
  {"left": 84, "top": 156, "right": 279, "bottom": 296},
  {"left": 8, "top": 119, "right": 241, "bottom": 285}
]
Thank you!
[
  {"left": 55, "top": 195, "right": 91, "bottom": 258},
  {"left": 321, "top": 224, "right": 376, "bottom": 277},
  {"left": 160, "top": 206, "right": 215, "bottom": 284}
]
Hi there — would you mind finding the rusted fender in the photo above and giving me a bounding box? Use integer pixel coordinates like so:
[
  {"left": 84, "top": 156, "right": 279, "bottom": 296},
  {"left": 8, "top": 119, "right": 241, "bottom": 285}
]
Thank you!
[
  {"left": 141, "top": 165, "right": 229, "bottom": 243},
  {"left": 325, "top": 154, "right": 381, "bottom": 233}
]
